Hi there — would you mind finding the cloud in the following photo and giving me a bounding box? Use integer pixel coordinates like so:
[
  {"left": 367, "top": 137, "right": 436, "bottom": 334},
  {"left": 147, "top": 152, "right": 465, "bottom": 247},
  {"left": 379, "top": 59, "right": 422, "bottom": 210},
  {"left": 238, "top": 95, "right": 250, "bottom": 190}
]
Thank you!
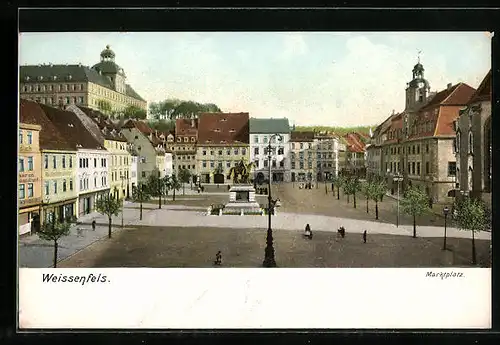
[{"left": 280, "top": 33, "right": 308, "bottom": 59}]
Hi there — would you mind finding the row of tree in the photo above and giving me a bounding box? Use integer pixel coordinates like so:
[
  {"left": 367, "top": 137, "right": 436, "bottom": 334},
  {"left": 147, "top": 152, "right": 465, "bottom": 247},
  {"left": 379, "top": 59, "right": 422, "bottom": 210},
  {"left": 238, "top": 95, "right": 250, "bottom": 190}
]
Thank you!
[
  {"left": 38, "top": 168, "right": 193, "bottom": 268},
  {"left": 330, "top": 174, "right": 489, "bottom": 264},
  {"left": 96, "top": 100, "right": 148, "bottom": 120},
  {"left": 149, "top": 99, "right": 222, "bottom": 121}
]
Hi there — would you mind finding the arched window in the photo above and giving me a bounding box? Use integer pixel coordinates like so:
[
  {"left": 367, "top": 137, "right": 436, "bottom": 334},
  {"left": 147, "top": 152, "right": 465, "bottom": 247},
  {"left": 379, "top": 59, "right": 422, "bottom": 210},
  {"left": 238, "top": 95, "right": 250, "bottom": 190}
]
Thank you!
[{"left": 468, "top": 131, "right": 473, "bottom": 154}]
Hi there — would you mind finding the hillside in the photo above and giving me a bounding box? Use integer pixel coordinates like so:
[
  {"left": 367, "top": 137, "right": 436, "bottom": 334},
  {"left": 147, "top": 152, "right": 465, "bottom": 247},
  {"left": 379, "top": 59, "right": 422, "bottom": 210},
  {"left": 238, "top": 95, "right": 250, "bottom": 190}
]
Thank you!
[{"left": 294, "top": 125, "right": 372, "bottom": 139}]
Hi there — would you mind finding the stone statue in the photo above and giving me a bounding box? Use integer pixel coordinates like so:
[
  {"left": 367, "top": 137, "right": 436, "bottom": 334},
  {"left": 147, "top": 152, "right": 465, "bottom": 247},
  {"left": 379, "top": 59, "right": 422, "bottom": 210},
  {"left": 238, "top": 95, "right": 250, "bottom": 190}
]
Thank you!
[{"left": 227, "top": 159, "right": 254, "bottom": 184}]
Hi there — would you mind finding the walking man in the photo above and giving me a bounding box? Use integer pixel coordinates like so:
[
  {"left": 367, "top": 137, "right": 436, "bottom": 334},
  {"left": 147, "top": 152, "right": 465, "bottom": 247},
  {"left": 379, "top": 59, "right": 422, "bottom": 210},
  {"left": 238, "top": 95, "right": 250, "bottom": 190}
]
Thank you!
[
  {"left": 363, "top": 230, "right": 367, "bottom": 243},
  {"left": 92, "top": 219, "right": 96, "bottom": 231}
]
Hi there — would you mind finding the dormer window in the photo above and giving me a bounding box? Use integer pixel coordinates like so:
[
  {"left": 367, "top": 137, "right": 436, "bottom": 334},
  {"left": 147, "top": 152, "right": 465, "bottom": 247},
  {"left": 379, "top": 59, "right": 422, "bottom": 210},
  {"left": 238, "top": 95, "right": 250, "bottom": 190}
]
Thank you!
[
  {"left": 229, "top": 129, "right": 235, "bottom": 133},
  {"left": 177, "top": 137, "right": 182, "bottom": 142},
  {"left": 191, "top": 137, "right": 195, "bottom": 142},
  {"left": 214, "top": 128, "right": 221, "bottom": 132},
  {"left": 52, "top": 75, "right": 57, "bottom": 81},
  {"left": 220, "top": 118, "right": 227, "bottom": 122},
  {"left": 25, "top": 76, "right": 30, "bottom": 81},
  {"left": 68, "top": 123, "right": 74, "bottom": 128},
  {"left": 184, "top": 137, "right": 189, "bottom": 143},
  {"left": 37, "top": 76, "right": 43, "bottom": 81},
  {"left": 220, "top": 140, "right": 226, "bottom": 144},
  {"left": 67, "top": 74, "right": 72, "bottom": 80}
]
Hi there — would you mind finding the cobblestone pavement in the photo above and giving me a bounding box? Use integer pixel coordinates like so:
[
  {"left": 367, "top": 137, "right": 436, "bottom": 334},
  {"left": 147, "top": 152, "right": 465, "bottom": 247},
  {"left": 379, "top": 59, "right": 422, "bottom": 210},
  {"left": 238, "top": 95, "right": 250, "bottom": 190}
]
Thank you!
[
  {"left": 59, "top": 223, "right": 491, "bottom": 268},
  {"left": 20, "top": 184, "right": 491, "bottom": 268},
  {"left": 18, "top": 201, "right": 157, "bottom": 268}
]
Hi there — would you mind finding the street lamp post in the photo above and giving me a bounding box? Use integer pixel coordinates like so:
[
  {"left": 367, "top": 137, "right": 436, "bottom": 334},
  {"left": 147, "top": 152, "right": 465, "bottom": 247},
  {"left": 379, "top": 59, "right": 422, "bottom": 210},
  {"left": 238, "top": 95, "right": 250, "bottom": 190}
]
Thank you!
[
  {"left": 394, "top": 174, "right": 403, "bottom": 228},
  {"left": 442, "top": 206, "right": 449, "bottom": 250},
  {"left": 263, "top": 133, "right": 283, "bottom": 268}
]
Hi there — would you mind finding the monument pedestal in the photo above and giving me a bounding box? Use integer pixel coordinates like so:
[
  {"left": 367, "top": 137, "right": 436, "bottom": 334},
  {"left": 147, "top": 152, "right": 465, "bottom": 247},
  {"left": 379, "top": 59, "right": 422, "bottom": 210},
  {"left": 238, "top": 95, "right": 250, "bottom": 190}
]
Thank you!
[{"left": 223, "top": 184, "right": 261, "bottom": 215}]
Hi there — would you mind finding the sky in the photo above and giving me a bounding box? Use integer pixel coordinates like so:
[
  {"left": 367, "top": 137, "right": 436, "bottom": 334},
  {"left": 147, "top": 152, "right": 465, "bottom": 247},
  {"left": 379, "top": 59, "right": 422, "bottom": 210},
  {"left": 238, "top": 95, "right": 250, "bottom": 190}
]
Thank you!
[{"left": 19, "top": 32, "right": 491, "bottom": 127}]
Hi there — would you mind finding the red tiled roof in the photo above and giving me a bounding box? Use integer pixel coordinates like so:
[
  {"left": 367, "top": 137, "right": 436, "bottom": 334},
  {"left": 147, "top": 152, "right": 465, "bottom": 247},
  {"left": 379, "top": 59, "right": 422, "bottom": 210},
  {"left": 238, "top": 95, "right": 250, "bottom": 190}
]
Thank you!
[
  {"left": 175, "top": 118, "right": 198, "bottom": 137},
  {"left": 420, "top": 83, "right": 475, "bottom": 111},
  {"left": 343, "top": 133, "right": 365, "bottom": 153},
  {"left": 19, "top": 99, "right": 75, "bottom": 151},
  {"left": 39, "top": 104, "right": 104, "bottom": 150},
  {"left": 122, "top": 119, "right": 153, "bottom": 134},
  {"left": 76, "top": 106, "right": 128, "bottom": 142},
  {"left": 290, "top": 131, "right": 315, "bottom": 142},
  {"left": 198, "top": 112, "right": 249, "bottom": 145},
  {"left": 469, "top": 70, "right": 491, "bottom": 104},
  {"left": 409, "top": 83, "right": 476, "bottom": 139}
]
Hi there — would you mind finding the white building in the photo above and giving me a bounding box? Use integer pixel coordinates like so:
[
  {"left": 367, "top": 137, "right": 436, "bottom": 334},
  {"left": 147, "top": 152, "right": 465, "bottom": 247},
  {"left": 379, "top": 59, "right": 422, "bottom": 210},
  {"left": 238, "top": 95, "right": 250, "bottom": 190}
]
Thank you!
[
  {"left": 129, "top": 152, "right": 138, "bottom": 193},
  {"left": 165, "top": 152, "right": 173, "bottom": 177},
  {"left": 249, "top": 118, "right": 291, "bottom": 182},
  {"left": 76, "top": 148, "right": 111, "bottom": 216}
]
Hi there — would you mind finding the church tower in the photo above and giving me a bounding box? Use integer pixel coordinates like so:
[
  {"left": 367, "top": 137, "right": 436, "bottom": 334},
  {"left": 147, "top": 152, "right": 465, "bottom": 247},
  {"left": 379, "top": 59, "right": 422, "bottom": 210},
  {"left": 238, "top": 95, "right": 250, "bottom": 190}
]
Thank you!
[{"left": 405, "top": 56, "right": 430, "bottom": 112}]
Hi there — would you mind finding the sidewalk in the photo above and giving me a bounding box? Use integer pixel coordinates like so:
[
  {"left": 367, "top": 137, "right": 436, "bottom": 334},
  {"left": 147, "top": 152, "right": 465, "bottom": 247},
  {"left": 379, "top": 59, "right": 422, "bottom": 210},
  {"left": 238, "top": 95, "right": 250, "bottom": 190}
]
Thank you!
[{"left": 18, "top": 201, "right": 157, "bottom": 268}]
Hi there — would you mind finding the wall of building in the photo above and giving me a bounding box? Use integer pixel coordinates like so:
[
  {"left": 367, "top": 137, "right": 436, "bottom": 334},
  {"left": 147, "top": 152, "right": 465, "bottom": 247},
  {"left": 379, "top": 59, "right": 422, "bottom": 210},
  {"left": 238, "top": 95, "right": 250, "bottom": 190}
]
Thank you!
[
  {"left": 250, "top": 133, "right": 291, "bottom": 182},
  {"left": 120, "top": 128, "right": 157, "bottom": 183},
  {"left": 289, "top": 141, "right": 316, "bottom": 182},
  {"left": 197, "top": 145, "right": 250, "bottom": 183},
  {"left": 41, "top": 150, "right": 78, "bottom": 221},
  {"left": 105, "top": 139, "right": 131, "bottom": 199}
]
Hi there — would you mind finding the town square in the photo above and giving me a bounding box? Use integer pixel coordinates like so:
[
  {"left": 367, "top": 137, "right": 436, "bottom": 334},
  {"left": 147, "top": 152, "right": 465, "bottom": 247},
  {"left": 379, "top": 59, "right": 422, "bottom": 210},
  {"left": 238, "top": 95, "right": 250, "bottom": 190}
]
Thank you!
[{"left": 18, "top": 32, "right": 492, "bottom": 268}]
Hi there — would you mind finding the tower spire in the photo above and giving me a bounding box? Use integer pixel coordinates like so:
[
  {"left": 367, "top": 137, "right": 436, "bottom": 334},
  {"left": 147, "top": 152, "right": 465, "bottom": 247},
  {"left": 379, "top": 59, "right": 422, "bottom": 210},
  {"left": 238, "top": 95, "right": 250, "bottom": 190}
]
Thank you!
[{"left": 417, "top": 49, "right": 422, "bottom": 64}]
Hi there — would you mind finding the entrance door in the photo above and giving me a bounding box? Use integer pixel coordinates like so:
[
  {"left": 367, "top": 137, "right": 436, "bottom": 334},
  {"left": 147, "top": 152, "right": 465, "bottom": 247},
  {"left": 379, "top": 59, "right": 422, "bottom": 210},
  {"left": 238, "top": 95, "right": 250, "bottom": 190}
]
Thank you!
[
  {"left": 204, "top": 174, "right": 211, "bottom": 183},
  {"left": 291, "top": 172, "right": 295, "bottom": 182},
  {"left": 214, "top": 173, "right": 225, "bottom": 184}
]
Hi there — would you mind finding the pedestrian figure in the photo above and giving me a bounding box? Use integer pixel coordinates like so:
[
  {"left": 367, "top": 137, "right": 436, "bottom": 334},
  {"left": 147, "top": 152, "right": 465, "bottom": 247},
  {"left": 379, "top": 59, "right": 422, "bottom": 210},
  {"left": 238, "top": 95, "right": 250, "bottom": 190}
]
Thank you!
[
  {"left": 91, "top": 219, "right": 96, "bottom": 231},
  {"left": 303, "top": 223, "right": 313, "bottom": 240},
  {"left": 214, "top": 251, "right": 222, "bottom": 266},
  {"left": 338, "top": 226, "right": 345, "bottom": 238},
  {"left": 363, "top": 230, "right": 367, "bottom": 243}
]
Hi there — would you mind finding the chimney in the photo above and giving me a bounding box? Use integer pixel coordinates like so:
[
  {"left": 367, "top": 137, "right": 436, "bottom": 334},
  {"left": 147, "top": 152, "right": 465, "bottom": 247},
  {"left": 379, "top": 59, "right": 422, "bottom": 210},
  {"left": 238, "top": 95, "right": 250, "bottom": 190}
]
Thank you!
[
  {"left": 447, "top": 83, "right": 452, "bottom": 90},
  {"left": 392, "top": 109, "right": 395, "bottom": 115}
]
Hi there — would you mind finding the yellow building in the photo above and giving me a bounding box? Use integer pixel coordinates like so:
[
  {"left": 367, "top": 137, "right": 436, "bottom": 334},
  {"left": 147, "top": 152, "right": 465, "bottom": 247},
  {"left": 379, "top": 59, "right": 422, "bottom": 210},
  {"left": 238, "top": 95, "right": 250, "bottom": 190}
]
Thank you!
[
  {"left": 19, "top": 45, "right": 146, "bottom": 114},
  {"left": 196, "top": 112, "right": 250, "bottom": 184},
  {"left": 18, "top": 122, "right": 42, "bottom": 235},
  {"left": 105, "top": 131, "right": 131, "bottom": 200},
  {"left": 20, "top": 100, "right": 78, "bottom": 224}
]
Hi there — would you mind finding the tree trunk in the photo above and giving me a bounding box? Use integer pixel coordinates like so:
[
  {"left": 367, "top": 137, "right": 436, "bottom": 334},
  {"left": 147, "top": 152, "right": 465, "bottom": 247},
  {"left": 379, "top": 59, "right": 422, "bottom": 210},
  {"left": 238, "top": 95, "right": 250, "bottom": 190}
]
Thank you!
[
  {"left": 183, "top": 183, "right": 185, "bottom": 195},
  {"left": 353, "top": 193, "right": 357, "bottom": 208},
  {"left": 108, "top": 216, "right": 112, "bottom": 238},
  {"left": 347, "top": 194, "right": 350, "bottom": 203},
  {"left": 413, "top": 215, "right": 416, "bottom": 238},
  {"left": 140, "top": 202, "right": 143, "bottom": 220},
  {"left": 366, "top": 198, "right": 369, "bottom": 213},
  {"left": 159, "top": 192, "right": 162, "bottom": 209},
  {"left": 472, "top": 230, "right": 477, "bottom": 265},
  {"left": 375, "top": 201, "right": 379, "bottom": 220},
  {"left": 173, "top": 188, "right": 176, "bottom": 201},
  {"left": 337, "top": 187, "right": 340, "bottom": 200},
  {"left": 53, "top": 240, "right": 58, "bottom": 268}
]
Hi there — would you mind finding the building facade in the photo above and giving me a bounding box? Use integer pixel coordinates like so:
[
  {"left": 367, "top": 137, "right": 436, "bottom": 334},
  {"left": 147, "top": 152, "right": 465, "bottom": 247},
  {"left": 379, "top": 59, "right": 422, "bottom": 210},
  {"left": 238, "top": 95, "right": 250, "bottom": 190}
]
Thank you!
[
  {"left": 197, "top": 112, "right": 250, "bottom": 184},
  {"left": 18, "top": 122, "right": 42, "bottom": 235},
  {"left": 455, "top": 70, "right": 492, "bottom": 208},
  {"left": 173, "top": 119, "right": 198, "bottom": 181},
  {"left": 20, "top": 100, "right": 78, "bottom": 224},
  {"left": 289, "top": 131, "right": 316, "bottom": 183},
  {"left": 121, "top": 120, "right": 158, "bottom": 183},
  {"left": 249, "top": 118, "right": 291, "bottom": 183},
  {"left": 313, "top": 131, "right": 340, "bottom": 181},
  {"left": 19, "top": 45, "right": 146, "bottom": 113}
]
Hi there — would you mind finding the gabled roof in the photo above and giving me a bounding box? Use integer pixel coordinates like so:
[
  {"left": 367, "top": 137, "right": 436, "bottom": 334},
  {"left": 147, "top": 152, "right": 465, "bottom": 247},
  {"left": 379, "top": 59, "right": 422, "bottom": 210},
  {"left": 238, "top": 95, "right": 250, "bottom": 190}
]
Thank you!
[
  {"left": 249, "top": 118, "right": 291, "bottom": 134},
  {"left": 420, "top": 82, "right": 475, "bottom": 111},
  {"left": 198, "top": 112, "right": 249, "bottom": 145},
  {"left": 175, "top": 118, "right": 198, "bottom": 137},
  {"left": 38, "top": 104, "right": 104, "bottom": 150},
  {"left": 74, "top": 106, "right": 128, "bottom": 142},
  {"left": 409, "top": 83, "right": 476, "bottom": 139},
  {"left": 468, "top": 70, "right": 491, "bottom": 104},
  {"left": 122, "top": 119, "right": 154, "bottom": 135},
  {"left": 343, "top": 133, "right": 366, "bottom": 153},
  {"left": 19, "top": 99, "right": 75, "bottom": 151},
  {"left": 290, "top": 131, "right": 315, "bottom": 142}
]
